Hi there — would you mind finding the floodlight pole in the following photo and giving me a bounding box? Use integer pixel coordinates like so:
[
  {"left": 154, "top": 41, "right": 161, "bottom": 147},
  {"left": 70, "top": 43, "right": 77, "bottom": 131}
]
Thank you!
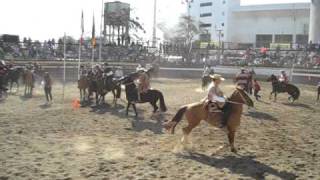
[{"left": 152, "top": 0, "right": 157, "bottom": 47}]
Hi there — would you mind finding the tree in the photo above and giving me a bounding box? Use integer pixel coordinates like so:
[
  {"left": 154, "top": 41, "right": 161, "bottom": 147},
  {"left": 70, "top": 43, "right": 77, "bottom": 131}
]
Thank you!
[{"left": 158, "top": 15, "right": 201, "bottom": 62}]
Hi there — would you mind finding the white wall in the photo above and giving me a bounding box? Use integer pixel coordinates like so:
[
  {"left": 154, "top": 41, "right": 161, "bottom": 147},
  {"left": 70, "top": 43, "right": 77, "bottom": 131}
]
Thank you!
[{"left": 228, "top": 9, "right": 310, "bottom": 44}]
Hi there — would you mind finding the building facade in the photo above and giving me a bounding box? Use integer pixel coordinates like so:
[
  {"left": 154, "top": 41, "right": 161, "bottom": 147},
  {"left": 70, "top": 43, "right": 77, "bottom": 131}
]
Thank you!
[{"left": 189, "top": 0, "right": 310, "bottom": 48}]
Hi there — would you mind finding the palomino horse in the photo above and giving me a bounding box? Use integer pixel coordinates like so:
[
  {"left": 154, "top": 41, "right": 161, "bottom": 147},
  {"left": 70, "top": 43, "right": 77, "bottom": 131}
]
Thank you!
[
  {"left": 24, "top": 70, "right": 34, "bottom": 97},
  {"left": 78, "top": 76, "right": 89, "bottom": 102},
  {"left": 164, "top": 87, "right": 254, "bottom": 153},
  {"left": 267, "top": 74, "right": 300, "bottom": 102}
]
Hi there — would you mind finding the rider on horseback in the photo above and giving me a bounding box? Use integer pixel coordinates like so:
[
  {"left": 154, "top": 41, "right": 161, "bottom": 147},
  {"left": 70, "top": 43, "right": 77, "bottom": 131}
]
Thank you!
[
  {"left": 79, "top": 65, "right": 87, "bottom": 78},
  {"left": 279, "top": 70, "right": 289, "bottom": 89},
  {"left": 279, "top": 70, "right": 289, "bottom": 84},
  {"left": 206, "top": 74, "right": 227, "bottom": 128},
  {"left": 235, "top": 68, "right": 249, "bottom": 91},
  {"left": 136, "top": 68, "right": 150, "bottom": 102},
  {"left": 0, "top": 60, "right": 8, "bottom": 91}
]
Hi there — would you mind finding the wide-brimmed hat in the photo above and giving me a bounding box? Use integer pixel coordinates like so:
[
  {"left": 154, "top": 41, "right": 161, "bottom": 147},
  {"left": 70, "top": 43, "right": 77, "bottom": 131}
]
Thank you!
[
  {"left": 209, "top": 74, "right": 225, "bottom": 81},
  {"left": 136, "top": 67, "right": 147, "bottom": 72}
]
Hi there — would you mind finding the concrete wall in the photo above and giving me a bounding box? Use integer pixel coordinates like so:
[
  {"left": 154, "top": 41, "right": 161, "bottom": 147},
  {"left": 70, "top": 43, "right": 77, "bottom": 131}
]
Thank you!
[{"left": 228, "top": 9, "right": 310, "bottom": 44}]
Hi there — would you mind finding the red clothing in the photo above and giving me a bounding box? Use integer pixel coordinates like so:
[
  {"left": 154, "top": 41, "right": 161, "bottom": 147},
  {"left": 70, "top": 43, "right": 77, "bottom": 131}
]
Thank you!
[{"left": 253, "top": 81, "right": 261, "bottom": 91}]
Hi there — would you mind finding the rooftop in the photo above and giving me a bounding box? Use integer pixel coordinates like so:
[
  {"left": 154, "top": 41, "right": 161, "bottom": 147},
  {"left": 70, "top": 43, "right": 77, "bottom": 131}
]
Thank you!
[{"left": 233, "top": 3, "right": 310, "bottom": 12}]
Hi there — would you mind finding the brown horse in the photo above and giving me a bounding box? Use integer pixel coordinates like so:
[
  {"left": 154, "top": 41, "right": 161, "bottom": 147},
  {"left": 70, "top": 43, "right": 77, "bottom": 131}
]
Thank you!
[
  {"left": 164, "top": 87, "right": 254, "bottom": 153},
  {"left": 78, "top": 76, "right": 89, "bottom": 102},
  {"left": 24, "top": 70, "right": 34, "bottom": 97}
]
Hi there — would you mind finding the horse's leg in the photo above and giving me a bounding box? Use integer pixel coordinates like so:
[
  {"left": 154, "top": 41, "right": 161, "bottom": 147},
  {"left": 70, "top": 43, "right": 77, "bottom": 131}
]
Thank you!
[
  {"left": 126, "top": 103, "right": 131, "bottom": 116},
  {"left": 274, "top": 92, "right": 277, "bottom": 102},
  {"left": 227, "top": 130, "right": 237, "bottom": 153},
  {"left": 181, "top": 111, "right": 200, "bottom": 145},
  {"left": 132, "top": 103, "right": 138, "bottom": 117}
]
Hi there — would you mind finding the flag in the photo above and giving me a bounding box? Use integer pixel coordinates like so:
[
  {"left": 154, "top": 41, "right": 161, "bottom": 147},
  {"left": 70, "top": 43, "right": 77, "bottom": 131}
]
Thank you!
[
  {"left": 91, "top": 14, "right": 96, "bottom": 48},
  {"left": 80, "top": 10, "right": 84, "bottom": 45}
]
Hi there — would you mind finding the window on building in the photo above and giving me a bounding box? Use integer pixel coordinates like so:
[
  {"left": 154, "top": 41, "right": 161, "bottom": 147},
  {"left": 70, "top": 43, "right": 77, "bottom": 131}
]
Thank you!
[
  {"left": 296, "top": 34, "right": 308, "bottom": 45},
  {"left": 275, "top": 34, "right": 293, "bottom": 44},
  {"left": 200, "top": 13, "right": 212, "bottom": 17},
  {"left": 200, "top": 23, "right": 212, "bottom": 28},
  {"left": 200, "top": 33, "right": 211, "bottom": 42},
  {"left": 221, "top": 23, "right": 224, "bottom": 27},
  {"left": 256, "top": 34, "right": 273, "bottom": 48},
  {"left": 222, "top": 12, "right": 225, "bottom": 16},
  {"left": 222, "top": 0, "right": 226, "bottom": 4},
  {"left": 200, "top": 2, "right": 213, "bottom": 7}
]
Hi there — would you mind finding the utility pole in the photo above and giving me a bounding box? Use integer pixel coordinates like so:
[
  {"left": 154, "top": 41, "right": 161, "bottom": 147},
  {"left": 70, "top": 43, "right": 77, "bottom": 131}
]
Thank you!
[
  {"left": 152, "top": 0, "right": 157, "bottom": 47},
  {"left": 216, "top": 29, "right": 223, "bottom": 63}
]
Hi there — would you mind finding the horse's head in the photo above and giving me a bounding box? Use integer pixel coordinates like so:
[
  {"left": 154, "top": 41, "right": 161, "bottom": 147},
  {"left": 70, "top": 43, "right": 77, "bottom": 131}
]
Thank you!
[
  {"left": 119, "top": 72, "right": 139, "bottom": 86},
  {"left": 230, "top": 86, "right": 254, "bottom": 107},
  {"left": 267, "top": 74, "right": 277, "bottom": 82}
]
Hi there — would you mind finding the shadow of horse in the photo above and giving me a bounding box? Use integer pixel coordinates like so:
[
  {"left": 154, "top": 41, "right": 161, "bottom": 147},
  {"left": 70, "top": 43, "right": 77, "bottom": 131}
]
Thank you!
[
  {"left": 180, "top": 153, "right": 297, "bottom": 180},
  {"left": 131, "top": 117, "right": 164, "bottom": 134},
  {"left": 245, "top": 111, "right": 278, "bottom": 121},
  {"left": 282, "top": 103, "right": 314, "bottom": 111},
  {"left": 90, "top": 103, "right": 126, "bottom": 116}
]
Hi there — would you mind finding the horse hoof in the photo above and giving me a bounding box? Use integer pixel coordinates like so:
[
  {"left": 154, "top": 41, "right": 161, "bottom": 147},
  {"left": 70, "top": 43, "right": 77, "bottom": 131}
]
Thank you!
[{"left": 231, "top": 148, "right": 238, "bottom": 153}]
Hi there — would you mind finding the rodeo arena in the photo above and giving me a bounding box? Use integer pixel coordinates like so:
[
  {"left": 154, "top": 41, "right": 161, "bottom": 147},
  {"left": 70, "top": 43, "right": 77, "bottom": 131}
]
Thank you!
[{"left": 1, "top": 0, "right": 320, "bottom": 179}]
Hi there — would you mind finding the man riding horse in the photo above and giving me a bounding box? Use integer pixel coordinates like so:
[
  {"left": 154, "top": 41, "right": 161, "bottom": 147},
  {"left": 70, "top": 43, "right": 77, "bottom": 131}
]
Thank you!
[
  {"left": 0, "top": 60, "right": 9, "bottom": 93},
  {"left": 235, "top": 68, "right": 249, "bottom": 92},
  {"left": 136, "top": 67, "right": 151, "bottom": 102}
]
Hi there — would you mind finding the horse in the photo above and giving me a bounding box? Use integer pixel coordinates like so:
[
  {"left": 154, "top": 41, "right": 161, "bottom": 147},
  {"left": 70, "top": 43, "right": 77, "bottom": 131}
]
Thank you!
[
  {"left": 87, "top": 73, "right": 103, "bottom": 105},
  {"left": 267, "top": 74, "right": 300, "bottom": 102},
  {"left": 99, "top": 74, "right": 122, "bottom": 105},
  {"left": 119, "top": 72, "right": 167, "bottom": 117},
  {"left": 23, "top": 69, "right": 34, "bottom": 97},
  {"left": 164, "top": 87, "right": 254, "bottom": 153},
  {"left": 78, "top": 76, "right": 89, "bottom": 102},
  {"left": 7, "top": 67, "right": 24, "bottom": 93}
]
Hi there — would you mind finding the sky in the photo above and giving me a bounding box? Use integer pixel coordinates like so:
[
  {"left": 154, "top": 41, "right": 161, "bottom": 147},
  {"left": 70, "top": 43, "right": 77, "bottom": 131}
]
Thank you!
[{"left": 0, "top": 0, "right": 310, "bottom": 41}]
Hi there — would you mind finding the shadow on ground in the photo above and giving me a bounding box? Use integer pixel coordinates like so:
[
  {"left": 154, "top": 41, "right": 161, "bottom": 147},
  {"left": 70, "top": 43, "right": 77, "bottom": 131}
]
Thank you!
[
  {"left": 180, "top": 153, "right": 297, "bottom": 180},
  {"left": 130, "top": 114, "right": 165, "bottom": 134},
  {"left": 245, "top": 111, "right": 278, "bottom": 121},
  {"left": 282, "top": 103, "right": 314, "bottom": 110}
]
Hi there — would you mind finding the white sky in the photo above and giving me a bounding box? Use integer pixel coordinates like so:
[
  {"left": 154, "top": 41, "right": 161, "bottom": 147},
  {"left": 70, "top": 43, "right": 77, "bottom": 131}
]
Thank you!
[{"left": 0, "top": 0, "right": 310, "bottom": 41}]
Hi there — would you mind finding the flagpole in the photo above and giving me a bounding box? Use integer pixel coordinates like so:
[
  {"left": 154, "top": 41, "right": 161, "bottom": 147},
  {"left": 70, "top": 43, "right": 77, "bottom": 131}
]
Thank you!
[
  {"left": 63, "top": 33, "right": 66, "bottom": 122},
  {"left": 78, "top": 11, "right": 84, "bottom": 80}
]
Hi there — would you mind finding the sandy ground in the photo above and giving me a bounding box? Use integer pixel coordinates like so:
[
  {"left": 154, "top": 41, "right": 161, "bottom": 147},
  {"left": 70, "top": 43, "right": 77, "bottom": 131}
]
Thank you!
[{"left": 0, "top": 78, "right": 319, "bottom": 180}]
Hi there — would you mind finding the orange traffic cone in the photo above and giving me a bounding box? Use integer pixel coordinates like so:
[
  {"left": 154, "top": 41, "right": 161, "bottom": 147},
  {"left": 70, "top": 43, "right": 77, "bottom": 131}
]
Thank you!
[{"left": 72, "top": 99, "right": 81, "bottom": 110}]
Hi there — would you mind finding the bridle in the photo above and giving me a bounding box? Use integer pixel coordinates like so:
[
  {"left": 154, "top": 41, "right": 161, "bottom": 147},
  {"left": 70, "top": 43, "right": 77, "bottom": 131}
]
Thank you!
[{"left": 226, "top": 89, "right": 249, "bottom": 106}]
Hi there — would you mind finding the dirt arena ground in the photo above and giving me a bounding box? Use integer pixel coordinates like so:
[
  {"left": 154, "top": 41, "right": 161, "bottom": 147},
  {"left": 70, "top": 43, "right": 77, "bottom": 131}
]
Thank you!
[{"left": 0, "top": 78, "right": 319, "bottom": 180}]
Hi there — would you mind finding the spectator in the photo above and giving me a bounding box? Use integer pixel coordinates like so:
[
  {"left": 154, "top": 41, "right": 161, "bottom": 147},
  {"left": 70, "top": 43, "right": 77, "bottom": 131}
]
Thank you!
[{"left": 43, "top": 72, "right": 53, "bottom": 104}]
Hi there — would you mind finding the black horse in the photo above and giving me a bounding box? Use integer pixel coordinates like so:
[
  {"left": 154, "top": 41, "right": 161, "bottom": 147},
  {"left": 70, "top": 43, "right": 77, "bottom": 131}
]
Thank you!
[
  {"left": 99, "top": 74, "right": 121, "bottom": 105},
  {"left": 87, "top": 73, "right": 121, "bottom": 106},
  {"left": 119, "top": 72, "right": 167, "bottom": 116},
  {"left": 6, "top": 67, "right": 24, "bottom": 93},
  {"left": 267, "top": 74, "right": 300, "bottom": 102}
]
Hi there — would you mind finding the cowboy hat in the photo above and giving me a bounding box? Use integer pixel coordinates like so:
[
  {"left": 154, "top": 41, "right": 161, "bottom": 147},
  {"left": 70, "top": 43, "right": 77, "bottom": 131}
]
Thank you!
[
  {"left": 209, "top": 74, "right": 225, "bottom": 81},
  {"left": 136, "top": 67, "right": 147, "bottom": 72}
]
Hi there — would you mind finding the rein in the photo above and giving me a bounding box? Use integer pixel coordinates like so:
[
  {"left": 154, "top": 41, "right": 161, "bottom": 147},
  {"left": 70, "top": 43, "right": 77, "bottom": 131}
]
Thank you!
[{"left": 226, "top": 100, "right": 245, "bottom": 105}]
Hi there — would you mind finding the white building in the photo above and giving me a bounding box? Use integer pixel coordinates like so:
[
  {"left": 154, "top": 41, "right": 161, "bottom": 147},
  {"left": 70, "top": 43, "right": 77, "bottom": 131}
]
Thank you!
[{"left": 189, "top": 0, "right": 310, "bottom": 48}]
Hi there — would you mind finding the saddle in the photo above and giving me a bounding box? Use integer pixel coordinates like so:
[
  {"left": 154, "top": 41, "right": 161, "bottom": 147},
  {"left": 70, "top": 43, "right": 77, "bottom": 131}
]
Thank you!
[{"left": 204, "top": 100, "right": 232, "bottom": 125}]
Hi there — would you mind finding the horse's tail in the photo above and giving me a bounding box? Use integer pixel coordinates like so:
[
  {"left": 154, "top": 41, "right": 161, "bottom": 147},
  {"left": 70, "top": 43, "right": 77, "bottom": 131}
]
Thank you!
[
  {"left": 289, "top": 84, "right": 300, "bottom": 100},
  {"left": 158, "top": 91, "right": 167, "bottom": 112},
  {"left": 164, "top": 106, "right": 187, "bottom": 134},
  {"left": 116, "top": 85, "right": 121, "bottom": 99}
]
